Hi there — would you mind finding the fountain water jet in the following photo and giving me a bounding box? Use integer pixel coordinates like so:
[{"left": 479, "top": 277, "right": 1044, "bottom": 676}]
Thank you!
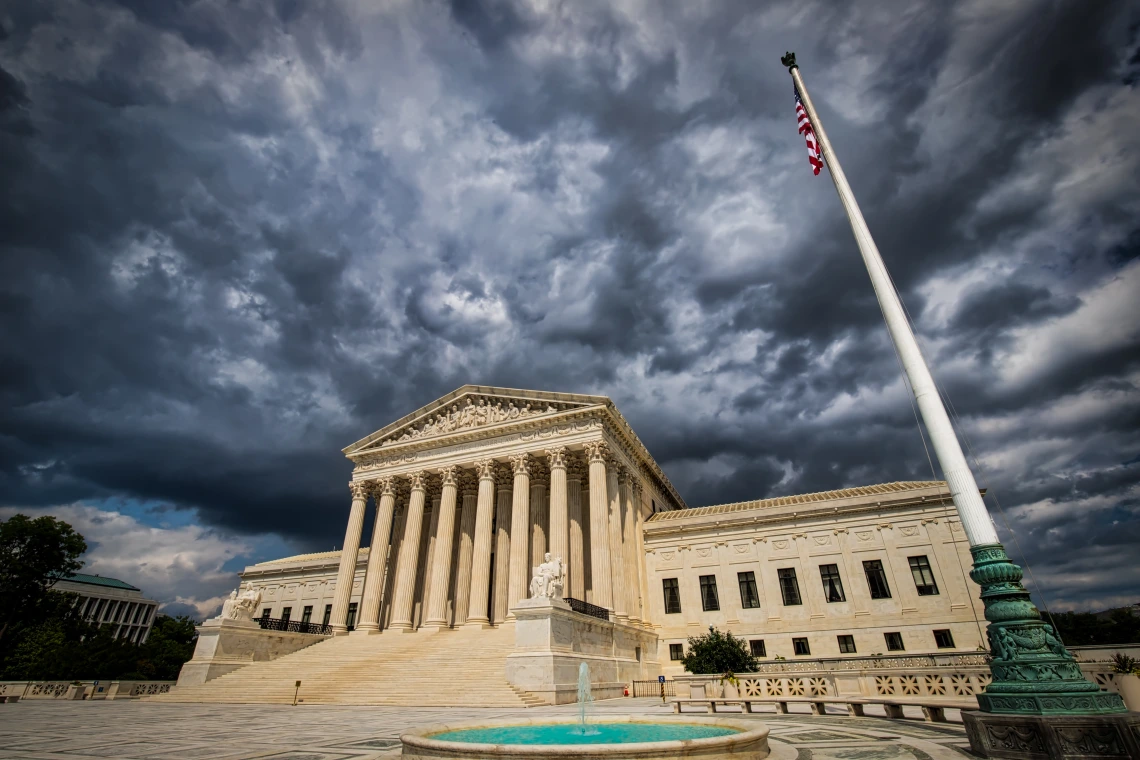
[{"left": 575, "top": 662, "right": 598, "bottom": 735}]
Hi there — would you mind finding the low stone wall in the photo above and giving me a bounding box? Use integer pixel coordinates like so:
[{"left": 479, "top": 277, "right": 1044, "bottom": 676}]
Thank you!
[
  {"left": 672, "top": 651, "right": 1121, "bottom": 702},
  {"left": 505, "top": 598, "right": 661, "bottom": 704},
  {"left": 175, "top": 618, "right": 329, "bottom": 687},
  {"left": 0, "top": 680, "right": 174, "bottom": 700}
]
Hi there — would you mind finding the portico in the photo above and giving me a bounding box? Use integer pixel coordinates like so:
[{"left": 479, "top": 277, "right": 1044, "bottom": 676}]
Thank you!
[{"left": 328, "top": 386, "right": 682, "bottom": 636}]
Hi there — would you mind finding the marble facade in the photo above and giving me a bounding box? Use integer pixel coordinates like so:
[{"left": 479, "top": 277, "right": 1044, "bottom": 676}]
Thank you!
[{"left": 234, "top": 386, "right": 988, "bottom": 688}]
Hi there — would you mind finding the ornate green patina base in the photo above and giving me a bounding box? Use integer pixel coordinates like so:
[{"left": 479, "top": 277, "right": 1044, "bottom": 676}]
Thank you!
[{"left": 971, "top": 543, "right": 1127, "bottom": 715}]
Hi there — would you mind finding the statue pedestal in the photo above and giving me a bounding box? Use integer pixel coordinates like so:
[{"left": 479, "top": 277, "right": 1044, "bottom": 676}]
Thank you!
[
  {"left": 505, "top": 597, "right": 659, "bottom": 705},
  {"left": 174, "top": 616, "right": 327, "bottom": 688},
  {"left": 963, "top": 711, "right": 1140, "bottom": 759}
]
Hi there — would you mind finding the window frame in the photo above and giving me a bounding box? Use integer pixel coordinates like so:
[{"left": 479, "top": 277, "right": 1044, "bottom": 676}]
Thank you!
[
  {"left": 819, "top": 563, "right": 847, "bottom": 603},
  {"left": 662, "top": 578, "right": 682, "bottom": 614},
  {"left": 908, "top": 555, "right": 939, "bottom": 596},
  {"left": 837, "top": 634, "right": 857, "bottom": 654},
  {"left": 301, "top": 605, "right": 313, "bottom": 624},
  {"left": 346, "top": 602, "right": 358, "bottom": 631},
  {"left": 749, "top": 639, "right": 766, "bottom": 657},
  {"left": 793, "top": 637, "right": 811, "bottom": 656},
  {"left": 281, "top": 606, "right": 292, "bottom": 623},
  {"left": 261, "top": 607, "right": 272, "bottom": 620},
  {"left": 699, "top": 574, "right": 721, "bottom": 612},
  {"left": 669, "top": 643, "right": 684, "bottom": 661},
  {"left": 934, "top": 629, "right": 955, "bottom": 649},
  {"left": 738, "top": 571, "right": 761, "bottom": 609},
  {"left": 862, "top": 559, "right": 892, "bottom": 599},
  {"left": 322, "top": 604, "right": 332, "bottom": 626},
  {"left": 884, "top": 631, "right": 905, "bottom": 651},
  {"left": 778, "top": 568, "right": 802, "bottom": 606}
]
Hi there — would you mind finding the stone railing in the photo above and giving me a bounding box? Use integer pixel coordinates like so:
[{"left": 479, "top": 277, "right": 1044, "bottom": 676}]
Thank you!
[
  {"left": 0, "top": 680, "right": 175, "bottom": 700},
  {"left": 673, "top": 652, "right": 1120, "bottom": 702},
  {"left": 564, "top": 596, "right": 610, "bottom": 621}
]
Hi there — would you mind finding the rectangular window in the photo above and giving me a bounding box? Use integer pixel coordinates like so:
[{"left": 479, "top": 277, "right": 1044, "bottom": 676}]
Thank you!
[
  {"left": 301, "top": 605, "right": 313, "bottom": 624},
  {"left": 838, "top": 635, "right": 857, "bottom": 654},
  {"left": 778, "top": 568, "right": 802, "bottom": 606},
  {"left": 662, "top": 578, "right": 681, "bottom": 614},
  {"left": 322, "top": 604, "right": 332, "bottom": 626},
  {"left": 281, "top": 606, "right": 292, "bottom": 623},
  {"left": 738, "top": 571, "right": 761, "bottom": 609},
  {"left": 863, "top": 559, "right": 892, "bottom": 599},
  {"left": 934, "top": 629, "right": 955, "bottom": 648},
  {"left": 669, "top": 643, "right": 684, "bottom": 661},
  {"left": 132, "top": 604, "right": 144, "bottom": 624},
  {"left": 346, "top": 602, "right": 358, "bottom": 630},
  {"left": 885, "top": 631, "right": 905, "bottom": 651},
  {"left": 749, "top": 639, "right": 766, "bottom": 657},
  {"left": 908, "top": 556, "right": 939, "bottom": 596},
  {"left": 699, "top": 575, "right": 720, "bottom": 612},
  {"left": 93, "top": 599, "right": 107, "bottom": 620},
  {"left": 261, "top": 607, "right": 272, "bottom": 620},
  {"left": 819, "top": 564, "right": 846, "bottom": 602},
  {"left": 793, "top": 637, "right": 811, "bottom": 655}
]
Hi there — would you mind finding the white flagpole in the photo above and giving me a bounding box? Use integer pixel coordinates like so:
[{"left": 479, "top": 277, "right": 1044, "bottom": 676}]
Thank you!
[{"left": 783, "top": 56, "right": 999, "bottom": 549}]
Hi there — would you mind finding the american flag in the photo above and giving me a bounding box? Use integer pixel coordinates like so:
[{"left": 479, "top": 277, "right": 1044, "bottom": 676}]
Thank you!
[{"left": 795, "top": 89, "right": 823, "bottom": 175}]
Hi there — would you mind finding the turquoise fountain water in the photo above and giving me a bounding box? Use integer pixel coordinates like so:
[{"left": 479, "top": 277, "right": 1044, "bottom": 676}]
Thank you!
[{"left": 429, "top": 662, "right": 739, "bottom": 746}]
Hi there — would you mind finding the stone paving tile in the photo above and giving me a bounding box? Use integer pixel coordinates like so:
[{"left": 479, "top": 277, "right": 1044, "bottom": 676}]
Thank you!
[{"left": 0, "top": 698, "right": 974, "bottom": 760}]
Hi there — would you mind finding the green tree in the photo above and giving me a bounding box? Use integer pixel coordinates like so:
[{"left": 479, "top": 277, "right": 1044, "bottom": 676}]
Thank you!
[
  {"left": 0, "top": 514, "right": 86, "bottom": 645},
  {"left": 680, "top": 626, "right": 759, "bottom": 674},
  {"left": 136, "top": 616, "right": 198, "bottom": 680}
]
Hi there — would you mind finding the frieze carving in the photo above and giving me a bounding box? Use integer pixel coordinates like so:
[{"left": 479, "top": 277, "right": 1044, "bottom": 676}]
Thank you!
[
  {"left": 380, "top": 396, "right": 578, "bottom": 447},
  {"left": 773, "top": 539, "right": 790, "bottom": 550},
  {"left": 812, "top": 536, "right": 830, "bottom": 546},
  {"left": 855, "top": 531, "right": 873, "bottom": 541},
  {"left": 1056, "top": 727, "right": 1124, "bottom": 755},
  {"left": 660, "top": 551, "right": 676, "bottom": 560},
  {"left": 899, "top": 526, "right": 920, "bottom": 537},
  {"left": 984, "top": 724, "right": 1045, "bottom": 752},
  {"left": 696, "top": 548, "right": 712, "bottom": 558}
]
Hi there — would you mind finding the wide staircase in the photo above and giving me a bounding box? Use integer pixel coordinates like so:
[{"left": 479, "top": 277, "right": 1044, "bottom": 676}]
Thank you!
[{"left": 152, "top": 625, "right": 541, "bottom": 707}]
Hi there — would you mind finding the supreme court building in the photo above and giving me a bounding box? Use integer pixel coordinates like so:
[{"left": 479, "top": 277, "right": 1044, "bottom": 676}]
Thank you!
[{"left": 169, "top": 386, "right": 988, "bottom": 706}]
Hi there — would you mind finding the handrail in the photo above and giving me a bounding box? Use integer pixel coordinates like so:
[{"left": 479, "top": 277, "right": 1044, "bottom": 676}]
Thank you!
[
  {"left": 256, "top": 617, "right": 332, "bottom": 635},
  {"left": 563, "top": 597, "right": 610, "bottom": 621}
]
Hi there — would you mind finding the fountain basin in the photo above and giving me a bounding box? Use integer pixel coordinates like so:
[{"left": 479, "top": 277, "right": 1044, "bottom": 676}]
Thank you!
[{"left": 400, "top": 716, "right": 770, "bottom": 759}]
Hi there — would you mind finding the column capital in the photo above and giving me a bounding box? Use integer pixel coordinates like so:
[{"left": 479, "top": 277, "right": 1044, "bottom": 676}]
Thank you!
[
  {"left": 545, "top": 446, "right": 569, "bottom": 470},
  {"left": 616, "top": 465, "right": 633, "bottom": 485},
  {"left": 474, "top": 458, "right": 496, "bottom": 481},
  {"left": 630, "top": 477, "right": 644, "bottom": 498},
  {"left": 494, "top": 464, "right": 513, "bottom": 490},
  {"left": 459, "top": 470, "right": 479, "bottom": 497},
  {"left": 583, "top": 441, "right": 609, "bottom": 464},
  {"left": 350, "top": 481, "right": 370, "bottom": 500},
  {"left": 374, "top": 475, "right": 397, "bottom": 497},
  {"left": 566, "top": 455, "right": 587, "bottom": 481},
  {"left": 438, "top": 464, "right": 459, "bottom": 487},
  {"left": 407, "top": 470, "right": 427, "bottom": 491},
  {"left": 509, "top": 451, "right": 531, "bottom": 476}
]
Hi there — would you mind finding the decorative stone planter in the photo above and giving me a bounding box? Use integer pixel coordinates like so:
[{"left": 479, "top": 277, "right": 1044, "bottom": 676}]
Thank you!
[{"left": 1118, "top": 673, "right": 1140, "bottom": 712}]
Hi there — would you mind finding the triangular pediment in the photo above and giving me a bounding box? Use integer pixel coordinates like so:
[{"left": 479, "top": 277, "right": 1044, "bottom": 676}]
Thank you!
[{"left": 343, "top": 385, "right": 608, "bottom": 457}]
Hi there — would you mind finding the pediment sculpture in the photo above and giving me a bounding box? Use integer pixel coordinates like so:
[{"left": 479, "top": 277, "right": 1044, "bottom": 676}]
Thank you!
[
  {"left": 529, "top": 553, "right": 566, "bottom": 599},
  {"left": 382, "top": 396, "right": 576, "bottom": 446}
]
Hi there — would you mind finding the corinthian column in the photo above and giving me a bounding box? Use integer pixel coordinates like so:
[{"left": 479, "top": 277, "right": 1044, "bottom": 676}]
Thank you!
[
  {"left": 546, "top": 448, "right": 569, "bottom": 584},
  {"left": 566, "top": 456, "right": 586, "bottom": 600},
  {"left": 355, "top": 477, "right": 397, "bottom": 633},
  {"left": 620, "top": 469, "right": 640, "bottom": 623},
  {"left": 529, "top": 465, "right": 548, "bottom": 567},
  {"left": 492, "top": 465, "right": 513, "bottom": 624},
  {"left": 585, "top": 442, "right": 613, "bottom": 610},
  {"left": 466, "top": 460, "right": 496, "bottom": 626},
  {"left": 423, "top": 466, "right": 459, "bottom": 630},
  {"left": 452, "top": 474, "right": 478, "bottom": 627},
  {"left": 506, "top": 452, "right": 532, "bottom": 619},
  {"left": 609, "top": 463, "right": 629, "bottom": 622},
  {"left": 633, "top": 479, "right": 650, "bottom": 625},
  {"left": 389, "top": 471, "right": 427, "bottom": 631},
  {"left": 330, "top": 481, "right": 369, "bottom": 635}
]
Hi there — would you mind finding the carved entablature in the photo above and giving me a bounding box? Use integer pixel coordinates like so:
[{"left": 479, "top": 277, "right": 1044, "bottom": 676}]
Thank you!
[{"left": 379, "top": 395, "right": 580, "bottom": 447}]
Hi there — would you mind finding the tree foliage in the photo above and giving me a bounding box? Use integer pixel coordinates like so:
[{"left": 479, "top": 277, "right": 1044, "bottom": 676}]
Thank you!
[
  {"left": 680, "top": 626, "right": 759, "bottom": 674},
  {"left": 0, "top": 514, "right": 86, "bottom": 644},
  {"left": 1047, "top": 609, "right": 1140, "bottom": 646}
]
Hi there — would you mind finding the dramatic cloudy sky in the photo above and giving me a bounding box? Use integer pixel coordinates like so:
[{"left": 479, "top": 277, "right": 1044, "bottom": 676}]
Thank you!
[{"left": 2, "top": 0, "right": 1138, "bottom": 620}]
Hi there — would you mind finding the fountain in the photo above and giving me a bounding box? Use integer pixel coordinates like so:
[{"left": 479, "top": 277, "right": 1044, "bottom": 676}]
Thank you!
[
  {"left": 575, "top": 662, "right": 597, "bottom": 735},
  {"left": 400, "top": 661, "right": 769, "bottom": 758}
]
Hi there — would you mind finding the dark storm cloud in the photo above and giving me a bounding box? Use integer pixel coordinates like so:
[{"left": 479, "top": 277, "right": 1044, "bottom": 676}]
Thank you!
[{"left": 0, "top": 0, "right": 1138, "bottom": 612}]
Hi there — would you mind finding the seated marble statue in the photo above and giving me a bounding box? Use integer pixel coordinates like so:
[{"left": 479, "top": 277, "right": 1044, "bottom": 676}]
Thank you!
[
  {"left": 218, "top": 586, "right": 262, "bottom": 621},
  {"left": 529, "top": 553, "right": 566, "bottom": 599}
]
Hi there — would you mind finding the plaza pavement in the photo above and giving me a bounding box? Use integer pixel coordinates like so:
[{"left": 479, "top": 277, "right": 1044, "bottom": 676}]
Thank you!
[{"left": 0, "top": 697, "right": 977, "bottom": 760}]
